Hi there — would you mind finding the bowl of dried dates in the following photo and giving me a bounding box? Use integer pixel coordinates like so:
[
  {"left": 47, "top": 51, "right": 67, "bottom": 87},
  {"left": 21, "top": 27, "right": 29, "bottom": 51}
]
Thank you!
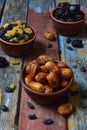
[
  {"left": 50, "top": 2, "right": 86, "bottom": 36},
  {"left": 0, "top": 20, "right": 36, "bottom": 57},
  {"left": 20, "top": 55, "right": 74, "bottom": 104}
]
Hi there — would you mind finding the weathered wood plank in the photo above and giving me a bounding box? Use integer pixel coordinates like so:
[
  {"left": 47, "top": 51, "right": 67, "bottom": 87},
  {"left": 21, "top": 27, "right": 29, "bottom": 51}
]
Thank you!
[
  {"left": 57, "top": 0, "right": 87, "bottom": 130},
  {"left": 18, "top": 0, "right": 67, "bottom": 130},
  {"left": 0, "top": 0, "right": 29, "bottom": 130}
]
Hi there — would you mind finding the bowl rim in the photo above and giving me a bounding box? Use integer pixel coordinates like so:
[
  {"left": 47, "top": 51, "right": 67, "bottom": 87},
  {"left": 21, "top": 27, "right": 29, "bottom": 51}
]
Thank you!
[
  {"left": 0, "top": 25, "right": 37, "bottom": 46},
  {"left": 50, "top": 8, "right": 86, "bottom": 25},
  {"left": 20, "top": 61, "right": 74, "bottom": 96}
]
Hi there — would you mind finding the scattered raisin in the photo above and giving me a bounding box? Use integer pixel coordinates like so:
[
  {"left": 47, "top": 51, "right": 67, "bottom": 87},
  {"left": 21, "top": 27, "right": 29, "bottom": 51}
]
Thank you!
[
  {"left": 0, "top": 56, "right": 9, "bottom": 68},
  {"left": 43, "top": 118, "right": 54, "bottom": 125},
  {"left": 48, "top": 43, "right": 52, "bottom": 48},
  {"left": 67, "top": 46, "right": 73, "bottom": 50},
  {"left": 0, "top": 105, "right": 9, "bottom": 112},
  {"left": 80, "top": 67, "right": 86, "bottom": 72},
  {"left": 5, "top": 87, "right": 13, "bottom": 93},
  {"left": 28, "top": 114, "right": 37, "bottom": 120},
  {"left": 72, "top": 39, "right": 83, "bottom": 48},
  {"left": 66, "top": 38, "right": 71, "bottom": 43},
  {"left": 27, "top": 102, "right": 35, "bottom": 109}
]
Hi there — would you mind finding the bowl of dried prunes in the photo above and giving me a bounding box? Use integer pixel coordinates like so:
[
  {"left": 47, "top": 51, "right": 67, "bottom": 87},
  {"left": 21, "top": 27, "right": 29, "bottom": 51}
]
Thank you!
[
  {"left": 0, "top": 20, "right": 36, "bottom": 57},
  {"left": 50, "top": 2, "right": 86, "bottom": 36},
  {"left": 20, "top": 55, "right": 74, "bottom": 104}
]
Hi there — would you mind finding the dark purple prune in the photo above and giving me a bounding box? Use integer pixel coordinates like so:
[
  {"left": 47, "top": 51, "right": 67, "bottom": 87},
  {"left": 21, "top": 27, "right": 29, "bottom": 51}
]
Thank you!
[
  {"left": 0, "top": 105, "right": 9, "bottom": 112},
  {"left": 70, "top": 4, "right": 80, "bottom": 13},
  {"left": 27, "top": 102, "right": 35, "bottom": 109},
  {"left": 75, "top": 11, "right": 84, "bottom": 21},
  {"left": 72, "top": 39, "right": 83, "bottom": 48},
  {"left": 0, "top": 56, "right": 9, "bottom": 68},
  {"left": 57, "top": 2, "right": 70, "bottom": 9},
  {"left": 5, "top": 87, "right": 13, "bottom": 93},
  {"left": 54, "top": 8, "right": 64, "bottom": 19},
  {"left": 28, "top": 114, "right": 37, "bottom": 120},
  {"left": 80, "top": 67, "right": 87, "bottom": 72},
  {"left": 43, "top": 118, "right": 54, "bottom": 125}
]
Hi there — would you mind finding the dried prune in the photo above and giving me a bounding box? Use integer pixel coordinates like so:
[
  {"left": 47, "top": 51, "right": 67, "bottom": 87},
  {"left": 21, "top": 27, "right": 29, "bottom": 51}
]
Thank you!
[
  {"left": 0, "top": 105, "right": 9, "bottom": 112},
  {"left": 70, "top": 4, "right": 80, "bottom": 13},
  {"left": 55, "top": 2, "right": 84, "bottom": 22},
  {"left": 0, "top": 56, "right": 9, "bottom": 68},
  {"left": 72, "top": 39, "right": 83, "bottom": 48},
  {"left": 27, "top": 102, "right": 35, "bottom": 109},
  {"left": 43, "top": 118, "right": 54, "bottom": 125},
  {"left": 28, "top": 114, "right": 37, "bottom": 120}
]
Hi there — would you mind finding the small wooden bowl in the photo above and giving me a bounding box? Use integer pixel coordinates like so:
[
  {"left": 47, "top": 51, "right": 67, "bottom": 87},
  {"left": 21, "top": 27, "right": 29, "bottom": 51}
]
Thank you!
[
  {"left": 50, "top": 8, "right": 86, "bottom": 36},
  {"left": 20, "top": 60, "right": 74, "bottom": 105},
  {"left": 0, "top": 26, "right": 36, "bottom": 57}
]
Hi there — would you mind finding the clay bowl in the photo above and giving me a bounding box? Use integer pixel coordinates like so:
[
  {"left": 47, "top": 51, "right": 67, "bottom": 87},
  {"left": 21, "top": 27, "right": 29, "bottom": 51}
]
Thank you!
[
  {"left": 50, "top": 8, "right": 86, "bottom": 36},
  {"left": 20, "top": 60, "right": 74, "bottom": 105},
  {"left": 0, "top": 25, "right": 36, "bottom": 57}
]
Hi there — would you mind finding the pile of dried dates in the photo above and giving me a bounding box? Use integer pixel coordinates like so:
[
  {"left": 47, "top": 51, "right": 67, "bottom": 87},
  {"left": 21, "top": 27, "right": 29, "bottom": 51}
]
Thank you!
[
  {"left": 54, "top": 2, "right": 84, "bottom": 22},
  {"left": 24, "top": 55, "right": 73, "bottom": 93}
]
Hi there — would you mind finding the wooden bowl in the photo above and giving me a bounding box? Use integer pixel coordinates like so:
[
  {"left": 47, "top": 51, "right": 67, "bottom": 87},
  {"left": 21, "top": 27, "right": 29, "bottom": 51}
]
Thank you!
[
  {"left": 20, "top": 60, "right": 74, "bottom": 105},
  {"left": 50, "top": 8, "right": 86, "bottom": 36},
  {"left": 0, "top": 25, "right": 36, "bottom": 57}
]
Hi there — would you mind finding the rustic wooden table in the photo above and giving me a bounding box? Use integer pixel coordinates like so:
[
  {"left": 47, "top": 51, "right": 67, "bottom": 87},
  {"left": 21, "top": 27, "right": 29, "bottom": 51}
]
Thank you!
[{"left": 0, "top": 0, "right": 87, "bottom": 130}]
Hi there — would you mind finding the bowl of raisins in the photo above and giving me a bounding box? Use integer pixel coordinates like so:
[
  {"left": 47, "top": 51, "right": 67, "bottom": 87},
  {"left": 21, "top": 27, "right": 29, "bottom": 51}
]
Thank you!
[
  {"left": 50, "top": 2, "right": 86, "bottom": 36},
  {"left": 0, "top": 20, "right": 36, "bottom": 57},
  {"left": 20, "top": 55, "right": 74, "bottom": 104}
]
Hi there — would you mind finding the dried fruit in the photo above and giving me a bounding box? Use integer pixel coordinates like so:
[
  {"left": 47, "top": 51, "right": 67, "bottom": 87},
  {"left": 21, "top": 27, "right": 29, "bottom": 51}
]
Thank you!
[
  {"left": 55, "top": 2, "right": 84, "bottom": 22},
  {"left": 43, "top": 118, "right": 54, "bottom": 125},
  {"left": 27, "top": 102, "right": 35, "bottom": 109},
  {"left": 0, "top": 20, "right": 35, "bottom": 43},
  {"left": 58, "top": 102, "right": 74, "bottom": 116},
  {"left": 44, "top": 32, "right": 55, "bottom": 40},
  {"left": 28, "top": 114, "right": 37, "bottom": 120},
  {"left": 48, "top": 43, "right": 52, "bottom": 48},
  {"left": 80, "top": 67, "right": 86, "bottom": 72},
  {"left": 67, "top": 46, "right": 73, "bottom": 50},
  {"left": 0, "top": 105, "right": 9, "bottom": 112},
  {"left": 5, "top": 87, "right": 13, "bottom": 93},
  {"left": 72, "top": 39, "right": 83, "bottom": 48},
  {"left": 10, "top": 60, "right": 20, "bottom": 65},
  {"left": 0, "top": 56, "right": 9, "bottom": 68}
]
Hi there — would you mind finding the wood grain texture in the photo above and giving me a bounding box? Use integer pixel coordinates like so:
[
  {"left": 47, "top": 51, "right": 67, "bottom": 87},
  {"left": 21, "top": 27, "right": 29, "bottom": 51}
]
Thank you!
[
  {"left": 18, "top": 0, "right": 67, "bottom": 130},
  {"left": 58, "top": 0, "right": 87, "bottom": 130},
  {"left": 0, "top": 0, "right": 29, "bottom": 130}
]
